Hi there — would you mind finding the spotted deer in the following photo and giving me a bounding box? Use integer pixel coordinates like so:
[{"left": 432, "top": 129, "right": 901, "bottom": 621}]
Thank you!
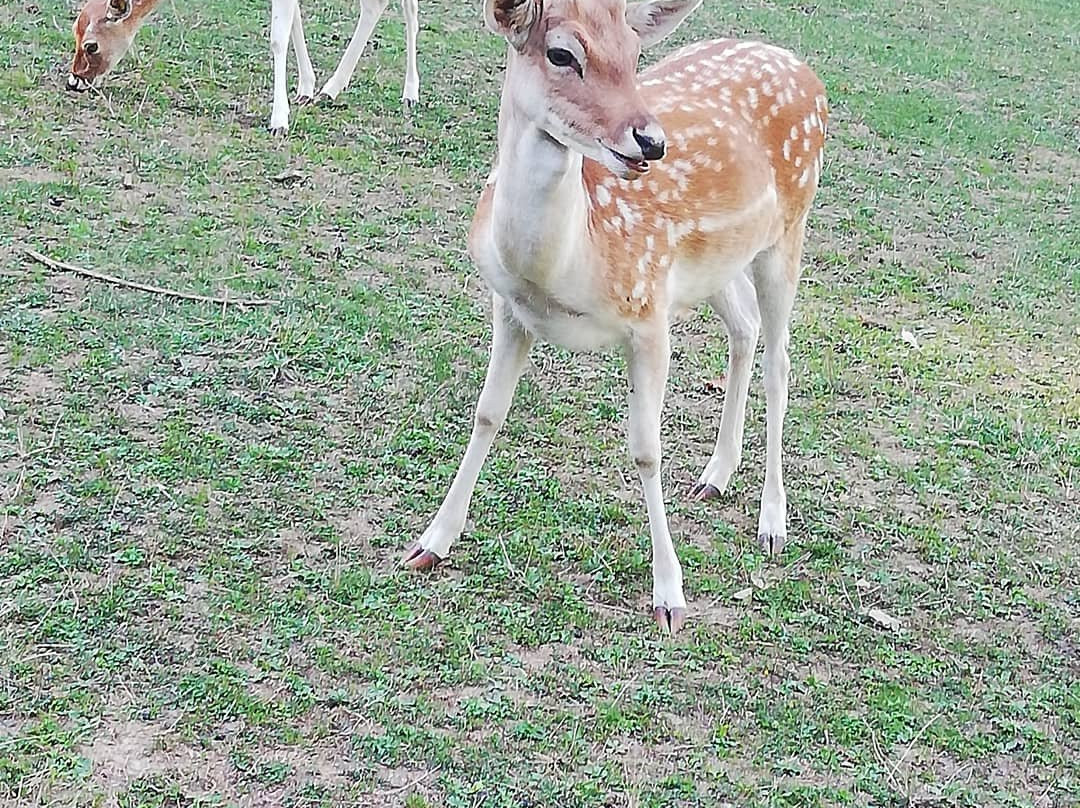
[
  {"left": 67, "top": 0, "right": 420, "bottom": 134},
  {"left": 400, "top": 0, "right": 828, "bottom": 634}
]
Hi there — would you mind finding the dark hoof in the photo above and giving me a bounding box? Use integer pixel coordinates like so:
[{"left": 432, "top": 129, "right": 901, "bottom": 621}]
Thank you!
[
  {"left": 653, "top": 606, "right": 687, "bottom": 635},
  {"left": 295, "top": 94, "right": 314, "bottom": 106},
  {"left": 759, "top": 533, "right": 786, "bottom": 556},
  {"left": 316, "top": 93, "right": 339, "bottom": 107},
  {"left": 268, "top": 126, "right": 288, "bottom": 137},
  {"left": 401, "top": 544, "right": 442, "bottom": 571},
  {"left": 690, "top": 481, "right": 722, "bottom": 501}
]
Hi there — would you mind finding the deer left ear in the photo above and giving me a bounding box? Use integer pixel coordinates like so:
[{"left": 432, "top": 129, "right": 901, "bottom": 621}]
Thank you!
[
  {"left": 106, "top": 0, "right": 131, "bottom": 21},
  {"left": 626, "top": 0, "right": 703, "bottom": 48},
  {"left": 484, "top": 0, "right": 542, "bottom": 50}
]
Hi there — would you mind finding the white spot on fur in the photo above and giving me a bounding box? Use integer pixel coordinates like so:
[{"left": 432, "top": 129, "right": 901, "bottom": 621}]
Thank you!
[{"left": 616, "top": 198, "right": 641, "bottom": 227}]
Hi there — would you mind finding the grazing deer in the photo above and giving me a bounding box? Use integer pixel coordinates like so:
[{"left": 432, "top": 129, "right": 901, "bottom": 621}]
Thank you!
[
  {"left": 401, "top": 0, "right": 828, "bottom": 635},
  {"left": 67, "top": 0, "right": 420, "bottom": 134}
]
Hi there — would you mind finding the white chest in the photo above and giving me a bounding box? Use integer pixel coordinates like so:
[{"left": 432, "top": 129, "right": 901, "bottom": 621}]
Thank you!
[{"left": 472, "top": 223, "right": 624, "bottom": 352}]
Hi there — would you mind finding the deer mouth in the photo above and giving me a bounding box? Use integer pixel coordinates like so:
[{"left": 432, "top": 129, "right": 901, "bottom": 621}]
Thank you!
[
  {"left": 606, "top": 147, "right": 649, "bottom": 174},
  {"left": 66, "top": 74, "right": 92, "bottom": 92}
]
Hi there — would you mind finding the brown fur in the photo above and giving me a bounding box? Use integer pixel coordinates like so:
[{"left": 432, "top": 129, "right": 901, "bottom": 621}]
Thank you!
[
  {"left": 577, "top": 38, "right": 827, "bottom": 317},
  {"left": 70, "top": 0, "right": 160, "bottom": 83},
  {"left": 527, "top": 3, "right": 653, "bottom": 144}
]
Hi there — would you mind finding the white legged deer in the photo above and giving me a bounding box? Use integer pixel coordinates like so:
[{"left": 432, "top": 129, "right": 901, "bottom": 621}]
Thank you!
[
  {"left": 67, "top": 0, "right": 420, "bottom": 134},
  {"left": 401, "top": 0, "right": 828, "bottom": 635}
]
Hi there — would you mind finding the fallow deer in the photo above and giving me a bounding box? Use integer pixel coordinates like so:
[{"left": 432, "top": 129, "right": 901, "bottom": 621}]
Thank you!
[
  {"left": 400, "top": 0, "right": 828, "bottom": 635},
  {"left": 67, "top": 0, "right": 420, "bottom": 134}
]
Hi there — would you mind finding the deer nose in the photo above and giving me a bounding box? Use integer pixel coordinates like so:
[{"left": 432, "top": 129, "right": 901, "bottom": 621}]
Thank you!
[
  {"left": 84, "top": 41, "right": 99, "bottom": 54},
  {"left": 633, "top": 126, "right": 666, "bottom": 161}
]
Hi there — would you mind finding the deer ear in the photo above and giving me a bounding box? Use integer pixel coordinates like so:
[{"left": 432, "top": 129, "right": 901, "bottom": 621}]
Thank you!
[
  {"left": 626, "top": 0, "right": 702, "bottom": 48},
  {"left": 484, "top": 0, "right": 541, "bottom": 50},
  {"left": 106, "top": 0, "right": 131, "bottom": 21}
]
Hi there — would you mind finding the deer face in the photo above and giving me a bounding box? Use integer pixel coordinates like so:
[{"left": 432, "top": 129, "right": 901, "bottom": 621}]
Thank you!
[
  {"left": 486, "top": 0, "right": 702, "bottom": 179},
  {"left": 68, "top": 0, "right": 139, "bottom": 91}
]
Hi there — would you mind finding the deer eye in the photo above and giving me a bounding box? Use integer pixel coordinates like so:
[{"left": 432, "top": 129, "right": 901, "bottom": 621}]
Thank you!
[
  {"left": 107, "top": 0, "right": 129, "bottom": 18},
  {"left": 547, "top": 47, "right": 581, "bottom": 72},
  {"left": 546, "top": 48, "right": 573, "bottom": 67}
]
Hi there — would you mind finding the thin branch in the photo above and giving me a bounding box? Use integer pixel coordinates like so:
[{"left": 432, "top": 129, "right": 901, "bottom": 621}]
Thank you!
[
  {"left": 24, "top": 248, "right": 274, "bottom": 307},
  {"left": 384, "top": 767, "right": 439, "bottom": 795}
]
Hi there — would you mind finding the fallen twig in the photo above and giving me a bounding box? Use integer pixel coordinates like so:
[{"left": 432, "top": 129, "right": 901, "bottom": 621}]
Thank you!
[
  {"left": 385, "top": 767, "right": 439, "bottom": 795},
  {"left": 24, "top": 248, "right": 274, "bottom": 307}
]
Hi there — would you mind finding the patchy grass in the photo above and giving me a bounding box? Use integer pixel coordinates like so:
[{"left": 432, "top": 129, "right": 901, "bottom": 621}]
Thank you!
[{"left": 1, "top": 0, "right": 1077, "bottom": 806}]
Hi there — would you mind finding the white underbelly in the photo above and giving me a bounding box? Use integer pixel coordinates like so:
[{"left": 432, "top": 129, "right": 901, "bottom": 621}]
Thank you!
[
  {"left": 478, "top": 252, "right": 624, "bottom": 351},
  {"left": 666, "top": 240, "right": 770, "bottom": 313},
  {"left": 506, "top": 297, "right": 623, "bottom": 350}
]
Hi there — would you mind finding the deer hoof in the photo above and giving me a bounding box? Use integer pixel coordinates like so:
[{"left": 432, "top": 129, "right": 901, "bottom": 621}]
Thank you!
[
  {"left": 653, "top": 606, "right": 687, "bottom": 636},
  {"left": 758, "top": 533, "right": 786, "bottom": 556},
  {"left": 401, "top": 543, "right": 442, "bottom": 571},
  {"left": 690, "top": 481, "right": 722, "bottom": 501}
]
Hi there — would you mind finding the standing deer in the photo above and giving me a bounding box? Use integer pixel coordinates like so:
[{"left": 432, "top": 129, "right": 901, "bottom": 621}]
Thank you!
[
  {"left": 67, "top": 0, "right": 420, "bottom": 134},
  {"left": 401, "top": 0, "right": 828, "bottom": 635}
]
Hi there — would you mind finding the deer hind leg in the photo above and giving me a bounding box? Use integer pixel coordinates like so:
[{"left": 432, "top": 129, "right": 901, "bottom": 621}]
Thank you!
[
  {"left": 318, "top": 0, "right": 390, "bottom": 102},
  {"left": 403, "top": 295, "right": 534, "bottom": 570},
  {"left": 691, "top": 269, "right": 760, "bottom": 501},
  {"left": 626, "top": 325, "right": 686, "bottom": 635},
  {"left": 751, "top": 217, "right": 806, "bottom": 556},
  {"left": 400, "top": 0, "right": 419, "bottom": 106},
  {"left": 291, "top": 5, "right": 317, "bottom": 104},
  {"left": 269, "top": 0, "right": 299, "bottom": 134}
]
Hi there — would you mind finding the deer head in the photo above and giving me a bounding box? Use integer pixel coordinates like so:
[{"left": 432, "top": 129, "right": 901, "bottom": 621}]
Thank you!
[
  {"left": 67, "top": 0, "right": 144, "bottom": 92},
  {"left": 484, "top": 0, "right": 702, "bottom": 179}
]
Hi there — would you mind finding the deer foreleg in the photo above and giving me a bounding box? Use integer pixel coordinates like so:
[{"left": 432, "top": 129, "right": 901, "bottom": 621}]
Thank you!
[
  {"left": 401, "top": 0, "right": 419, "bottom": 106},
  {"left": 291, "top": 5, "right": 316, "bottom": 103},
  {"left": 403, "top": 295, "right": 533, "bottom": 569},
  {"left": 269, "top": 0, "right": 297, "bottom": 134},
  {"left": 319, "top": 0, "right": 390, "bottom": 101},
  {"left": 627, "top": 324, "right": 686, "bottom": 634}
]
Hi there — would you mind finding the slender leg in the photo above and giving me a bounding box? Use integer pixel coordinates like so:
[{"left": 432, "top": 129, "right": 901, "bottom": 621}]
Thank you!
[
  {"left": 400, "top": 0, "right": 420, "bottom": 107},
  {"left": 291, "top": 5, "right": 317, "bottom": 104},
  {"left": 318, "top": 0, "right": 390, "bottom": 102},
  {"left": 692, "top": 268, "right": 760, "bottom": 500},
  {"left": 268, "top": 0, "right": 297, "bottom": 135},
  {"left": 403, "top": 295, "right": 534, "bottom": 569},
  {"left": 752, "top": 219, "right": 805, "bottom": 555},
  {"left": 626, "top": 324, "right": 686, "bottom": 635}
]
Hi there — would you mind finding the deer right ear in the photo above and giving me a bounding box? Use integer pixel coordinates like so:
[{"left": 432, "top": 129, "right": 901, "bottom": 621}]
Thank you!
[{"left": 484, "top": 0, "right": 541, "bottom": 50}]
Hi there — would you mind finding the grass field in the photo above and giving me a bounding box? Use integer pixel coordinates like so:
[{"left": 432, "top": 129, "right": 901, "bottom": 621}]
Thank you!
[{"left": 1, "top": 0, "right": 1078, "bottom": 805}]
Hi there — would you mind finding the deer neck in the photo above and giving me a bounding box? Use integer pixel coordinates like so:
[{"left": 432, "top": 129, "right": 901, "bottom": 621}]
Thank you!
[{"left": 489, "top": 66, "right": 593, "bottom": 289}]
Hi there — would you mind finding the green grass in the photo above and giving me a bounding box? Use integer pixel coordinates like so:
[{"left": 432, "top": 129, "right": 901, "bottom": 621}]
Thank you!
[{"left": 1, "top": 0, "right": 1077, "bottom": 806}]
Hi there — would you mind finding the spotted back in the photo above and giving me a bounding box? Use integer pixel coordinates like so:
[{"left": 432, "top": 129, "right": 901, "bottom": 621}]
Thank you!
[{"left": 583, "top": 39, "right": 827, "bottom": 316}]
